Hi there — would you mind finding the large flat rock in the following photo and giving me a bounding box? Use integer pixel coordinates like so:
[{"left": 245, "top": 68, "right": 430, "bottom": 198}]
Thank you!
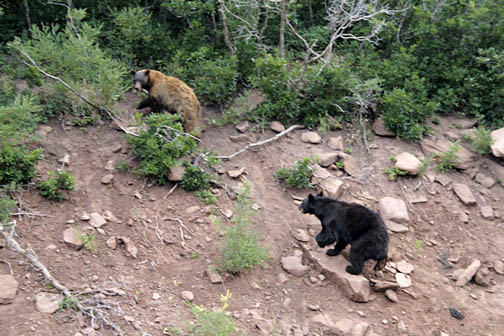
[
  {"left": 302, "top": 246, "right": 373, "bottom": 303},
  {"left": 420, "top": 138, "right": 475, "bottom": 170}
]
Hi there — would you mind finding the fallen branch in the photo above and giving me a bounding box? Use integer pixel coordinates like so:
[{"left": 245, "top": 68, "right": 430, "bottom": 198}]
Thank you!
[
  {"left": 163, "top": 184, "right": 178, "bottom": 200},
  {"left": 216, "top": 124, "right": 303, "bottom": 160},
  {"left": 1, "top": 221, "right": 123, "bottom": 334},
  {"left": 165, "top": 218, "right": 194, "bottom": 242}
]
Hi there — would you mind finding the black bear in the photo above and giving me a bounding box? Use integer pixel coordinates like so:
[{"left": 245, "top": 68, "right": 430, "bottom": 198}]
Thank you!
[{"left": 299, "top": 192, "right": 389, "bottom": 275}]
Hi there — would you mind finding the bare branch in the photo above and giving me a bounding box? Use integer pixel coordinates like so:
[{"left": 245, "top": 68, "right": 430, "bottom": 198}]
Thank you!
[{"left": 216, "top": 124, "right": 303, "bottom": 160}]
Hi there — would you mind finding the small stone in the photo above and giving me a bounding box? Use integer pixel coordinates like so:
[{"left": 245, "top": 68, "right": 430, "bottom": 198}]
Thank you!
[
  {"left": 449, "top": 307, "right": 464, "bottom": 320},
  {"left": 327, "top": 136, "right": 343, "bottom": 151},
  {"left": 474, "top": 267, "right": 492, "bottom": 287},
  {"left": 396, "top": 260, "right": 414, "bottom": 274},
  {"left": 0, "top": 275, "right": 19, "bottom": 304},
  {"left": 105, "top": 160, "right": 115, "bottom": 171},
  {"left": 185, "top": 206, "right": 200, "bottom": 215},
  {"left": 80, "top": 213, "right": 90, "bottom": 221},
  {"left": 395, "top": 273, "right": 412, "bottom": 288},
  {"left": 63, "top": 227, "right": 83, "bottom": 250},
  {"left": 318, "top": 152, "right": 339, "bottom": 167},
  {"left": 236, "top": 121, "right": 250, "bottom": 133},
  {"left": 58, "top": 153, "right": 70, "bottom": 165},
  {"left": 480, "top": 205, "right": 494, "bottom": 219},
  {"left": 35, "top": 292, "right": 63, "bottom": 314},
  {"left": 435, "top": 175, "right": 453, "bottom": 187},
  {"left": 456, "top": 259, "right": 481, "bottom": 286},
  {"left": 494, "top": 260, "right": 504, "bottom": 275},
  {"left": 384, "top": 289, "right": 398, "bottom": 303},
  {"left": 152, "top": 292, "right": 161, "bottom": 300},
  {"left": 89, "top": 213, "right": 107, "bottom": 228},
  {"left": 270, "top": 121, "right": 285, "bottom": 133},
  {"left": 395, "top": 152, "right": 421, "bottom": 175},
  {"left": 280, "top": 250, "right": 310, "bottom": 277},
  {"left": 291, "top": 229, "right": 310, "bottom": 243},
  {"left": 207, "top": 267, "right": 223, "bottom": 284},
  {"left": 307, "top": 304, "right": 320, "bottom": 311},
  {"left": 475, "top": 173, "right": 496, "bottom": 188},
  {"left": 379, "top": 197, "right": 410, "bottom": 223},
  {"left": 106, "top": 237, "right": 117, "bottom": 249},
  {"left": 278, "top": 273, "right": 289, "bottom": 284},
  {"left": 101, "top": 174, "right": 114, "bottom": 184},
  {"left": 453, "top": 183, "right": 477, "bottom": 206},
  {"left": 222, "top": 209, "right": 233, "bottom": 219},
  {"left": 168, "top": 165, "right": 185, "bottom": 182},
  {"left": 300, "top": 131, "right": 322, "bottom": 144},
  {"left": 118, "top": 237, "right": 138, "bottom": 258},
  {"left": 459, "top": 212, "right": 469, "bottom": 223},
  {"left": 227, "top": 167, "right": 246, "bottom": 179},
  {"left": 385, "top": 221, "right": 409, "bottom": 233},
  {"left": 372, "top": 118, "right": 395, "bottom": 137},
  {"left": 181, "top": 291, "right": 194, "bottom": 302}
]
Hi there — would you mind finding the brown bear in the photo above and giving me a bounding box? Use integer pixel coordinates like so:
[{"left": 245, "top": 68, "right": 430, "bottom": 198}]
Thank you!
[{"left": 131, "top": 69, "right": 202, "bottom": 137}]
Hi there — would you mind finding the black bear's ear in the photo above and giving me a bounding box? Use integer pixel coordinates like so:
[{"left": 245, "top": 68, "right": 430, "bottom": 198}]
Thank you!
[
  {"left": 144, "top": 69, "right": 150, "bottom": 76},
  {"left": 308, "top": 194, "right": 314, "bottom": 201},
  {"left": 130, "top": 70, "right": 136, "bottom": 75},
  {"left": 316, "top": 191, "right": 323, "bottom": 197}
]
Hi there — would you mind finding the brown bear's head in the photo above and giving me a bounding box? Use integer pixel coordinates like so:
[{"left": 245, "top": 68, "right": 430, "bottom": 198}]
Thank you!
[{"left": 131, "top": 69, "right": 151, "bottom": 92}]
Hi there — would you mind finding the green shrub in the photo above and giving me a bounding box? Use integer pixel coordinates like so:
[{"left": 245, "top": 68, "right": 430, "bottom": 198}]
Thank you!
[
  {"left": 275, "top": 157, "right": 318, "bottom": 189},
  {"left": 127, "top": 114, "right": 198, "bottom": 185},
  {"left": 188, "top": 291, "right": 236, "bottom": 336},
  {"left": 435, "top": 142, "right": 460, "bottom": 172},
  {"left": 0, "top": 146, "right": 42, "bottom": 186},
  {"left": 0, "top": 90, "right": 41, "bottom": 146},
  {"left": 78, "top": 230, "right": 98, "bottom": 252},
  {"left": 0, "top": 195, "right": 16, "bottom": 223},
  {"left": 384, "top": 167, "right": 408, "bottom": 181},
  {"left": 195, "top": 189, "right": 217, "bottom": 204},
  {"left": 181, "top": 164, "right": 210, "bottom": 192},
  {"left": 218, "top": 183, "right": 271, "bottom": 274},
  {"left": 38, "top": 170, "right": 75, "bottom": 201},
  {"left": 468, "top": 126, "right": 493, "bottom": 155}
]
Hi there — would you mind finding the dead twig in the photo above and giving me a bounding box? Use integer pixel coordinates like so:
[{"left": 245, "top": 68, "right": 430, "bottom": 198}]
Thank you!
[
  {"left": 217, "top": 124, "right": 303, "bottom": 160},
  {"left": 163, "top": 184, "right": 178, "bottom": 200},
  {"left": 0, "top": 260, "right": 14, "bottom": 275},
  {"left": 165, "top": 218, "right": 194, "bottom": 242}
]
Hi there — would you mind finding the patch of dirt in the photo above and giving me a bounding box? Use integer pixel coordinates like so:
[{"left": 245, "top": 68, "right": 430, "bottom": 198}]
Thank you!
[{"left": 1, "top": 99, "right": 503, "bottom": 336}]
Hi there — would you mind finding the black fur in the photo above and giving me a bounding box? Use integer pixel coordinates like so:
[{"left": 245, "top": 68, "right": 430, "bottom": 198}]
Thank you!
[{"left": 299, "top": 192, "right": 389, "bottom": 275}]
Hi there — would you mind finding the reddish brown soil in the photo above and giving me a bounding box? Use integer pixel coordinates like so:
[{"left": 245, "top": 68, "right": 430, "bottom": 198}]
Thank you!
[{"left": 0, "top": 95, "right": 503, "bottom": 336}]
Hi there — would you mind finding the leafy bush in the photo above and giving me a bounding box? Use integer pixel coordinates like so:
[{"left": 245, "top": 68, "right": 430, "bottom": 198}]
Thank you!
[
  {"left": 0, "top": 146, "right": 42, "bottom": 186},
  {"left": 8, "top": 8, "right": 128, "bottom": 122},
  {"left": 275, "top": 157, "right": 318, "bottom": 189},
  {"left": 188, "top": 291, "right": 236, "bottom": 336},
  {"left": 38, "top": 170, "right": 75, "bottom": 201},
  {"left": 467, "top": 126, "right": 493, "bottom": 155},
  {"left": 218, "top": 182, "right": 271, "bottom": 274},
  {"left": 195, "top": 189, "right": 217, "bottom": 204},
  {"left": 163, "top": 47, "right": 238, "bottom": 105},
  {"left": 384, "top": 167, "right": 408, "bottom": 181},
  {"left": 435, "top": 142, "right": 461, "bottom": 172},
  {"left": 181, "top": 164, "right": 210, "bottom": 192},
  {"left": 127, "top": 114, "right": 198, "bottom": 185},
  {"left": 0, "top": 195, "right": 16, "bottom": 223}
]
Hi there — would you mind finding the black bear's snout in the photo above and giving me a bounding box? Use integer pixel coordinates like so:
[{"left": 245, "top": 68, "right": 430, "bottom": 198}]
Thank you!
[{"left": 315, "top": 232, "right": 328, "bottom": 248}]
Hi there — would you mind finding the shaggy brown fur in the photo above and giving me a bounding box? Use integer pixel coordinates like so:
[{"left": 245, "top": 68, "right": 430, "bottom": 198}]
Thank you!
[{"left": 131, "top": 69, "right": 201, "bottom": 136}]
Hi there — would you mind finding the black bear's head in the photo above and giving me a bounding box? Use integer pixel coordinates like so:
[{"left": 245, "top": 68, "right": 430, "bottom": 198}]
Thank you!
[
  {"left": 299, "top": 191, "right": 323, "bottom": 214},
  {"left": 131, "top": 69, "right": 151, "bottom": 92}
]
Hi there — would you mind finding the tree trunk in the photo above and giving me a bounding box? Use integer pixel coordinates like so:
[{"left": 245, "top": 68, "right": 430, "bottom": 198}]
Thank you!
[
  {"left": 23, "top": 0, "right": 32, "bottom": 36},
  {"left": 218, "top": 0, "right": 235, "bottom": 54},
  {"left": 279, "top": 0, "right": 287, "bottom": 58}
]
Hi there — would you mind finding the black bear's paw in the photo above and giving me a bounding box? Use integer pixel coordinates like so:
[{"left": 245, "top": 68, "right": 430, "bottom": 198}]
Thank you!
[
  {"left": 326, "top": 248, "right": 341, "bottom": 256},
  {"left": 345, "top": 265, "right": 362, "bottom": 275}
]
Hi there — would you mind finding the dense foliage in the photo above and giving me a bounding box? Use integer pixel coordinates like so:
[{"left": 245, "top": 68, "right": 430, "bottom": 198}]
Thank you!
[{"left": 0, "top": 0, "right": 502, "bottom": 139}]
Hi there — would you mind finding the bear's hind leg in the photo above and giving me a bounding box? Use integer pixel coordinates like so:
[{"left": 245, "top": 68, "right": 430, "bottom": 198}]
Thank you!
[
  {"left": 346, "top": 242, "right": 366, "bottom": 275},
  {"left": 326, "top": 239, "right": 347, "bottom": 257}
]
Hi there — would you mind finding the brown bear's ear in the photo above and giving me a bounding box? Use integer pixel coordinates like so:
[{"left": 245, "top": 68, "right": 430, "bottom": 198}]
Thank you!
[
  {"left": 144, "top": 69, "right": 150, "bottom": 76},
  {"left": 130, "top": 70, "right": 136, "bottom": 75}
]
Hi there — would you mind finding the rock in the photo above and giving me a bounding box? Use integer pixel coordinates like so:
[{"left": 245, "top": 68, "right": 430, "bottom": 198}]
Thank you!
[
  {"left": 227, "top": 167, "right": 246, "bottom": 179},
  {"left": 270, "top": 121, "right": 285, "bottom": 133},
  {"left": 207, "top": 267, "right": 223, "bottom": 284},
  {"left": 281, "top": 250, "right": 310, "bottom": 277},
  {"left": 372, "top": 118, "right": 395, "bottom": 137},
  {"left": 312, "top": 166, "right": 344, "bottom": 199},
  {"left": 152, "top": 292, "right": 161, "bottom": 300},
  {"left": 35, "top": 292, "right": 63, "bottom": 314},
  {"left": 300, "top": 131, "right": 322, "bottom": 144},
  {"left": 474, "top": 267, "right": 491, "bottom": 287},
  {"left": 435, "top": 175, "right": 453, "bottom": 187},
  {"left": 459, "top": 212, "right": 469, "bottom": 223},
  {"left": 490, "top": 127, "right": 504, "bottom": 157},
  {"left": 352, "top": 322, "right": 370, "bottom": 336},
  {"left": 494, "top": 260, "right": 504, "bottom": 275},
  {"left": 291, "top": 229, "right": 311, "bottom": 243},
  {"left": 185, "top": 205, "right": 200, "bottom": 215},
  {"left": 475, "top": 173, "right": 496, "bottom": 188},
  {"left": 311, "top": 315, "right": 369, "bottom": 336},
  {"left": 384, "top": 220, "right": 409, "bottom": 233},
  {"left": 379, "top": 197, "right": 409, "bottom": 224},
  {"left": 384, "top": 289, "right": 398, "bottom": 303},
  {"left": 39, "top": 125, "right": 53, "bottom": 134},
  {"left": 420, "top": 138, "right": 475, "bottom": 170},
  {"left": 251, "top": 310, "right": 272, "bottom": 335},
  {"left": 395, "top": 273, "right": 412, "bottom": 288},
  {"left": 222, "top": 209, "right": 233, "bottom": 218},
  {"left": 303, "top": 249, "right": 373, "bottom": 303},
  {"left": 104, "top": 160, "right": 115, "bottom": 171},
  {"left": 452, "top": 184, "right": 477, "bottom": 206},
  {"left": 89, "top": 212, "right": 107, "bottom": 228},
  {"left": 118, "top": 237, "right": 138, "bottom": 258},
  {"left": 456, "top": 259, "right": 481, "bottom": 286},
  {"left": 80, "top": 213, "right": 90, "bottom": 221},
  {"left": 168, "top": 165, "right": 186, "bottom": 182},
  {"left": 396, "top": 260, "right": 414, "bottom": 274},
  {"left": 106, "top": 236, "right": 117, "bottom": 249},
  {"left": 101, "top": 174, "right": 114, "bottom": 184},
  {"left": 480, "top": 205, "right": 494, "bottom": 219},
  {"left": 278, "top": 273, "right": 289, "bottom": 284},
  {"left": 409, "top": 195, "right": 428, "bottom": 204},
  {"left": 371, "top": 280, "right": 400, "bottom": 292},
  {"left": 444, "top": 131, "right": 459, "bottom": 142},
  {"left": 58, "top": 153, "right": 70, "bottom": 165},
  {"left": 397, "top": 320, "right": 407, "bottom": 333},
  {"left": 395, "top": 152, "right": 421, "bottom": 175},
  {"left": 328, "top": 136, "right": 344, "bottom": 151},
  {"left": 229, "top": 134, "right": 250, "bottom": 142},
  {"left": 181, "top": 291, "right": 194, "bottom": 302},
  {"left": 236, "top": 121, "right": 250, "bottom": 133},
  {"left": 340, "top": 153, "right": 360, "bottom": 177},
  {"left": 0, "top": 275, "right": 19, "bottom": 304},
  {"left": 63, "top": 227, "right": 83, "bottom": 250},
  {"left": 318, "top": 152, "right": 339, "bottom": 167},
  {"left": 452, "top": 269, "right": 464, "bottom": 281},
  {"left": 103, "top": 210, "right": 118, "bottom": 223}
]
